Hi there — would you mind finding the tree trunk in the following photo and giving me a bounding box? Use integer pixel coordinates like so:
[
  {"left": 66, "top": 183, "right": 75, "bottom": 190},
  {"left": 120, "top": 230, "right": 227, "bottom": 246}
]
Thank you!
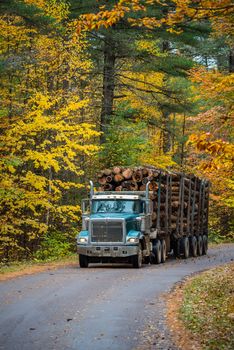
[
  {"left": 100, "top": 34, "right": 116, "bottom": 144},
  {"left": 229, "top": 47, "right": 234, "bottom": 73},
  {"left": 161, "top": 40, "right": 171, "bottom": 153}
]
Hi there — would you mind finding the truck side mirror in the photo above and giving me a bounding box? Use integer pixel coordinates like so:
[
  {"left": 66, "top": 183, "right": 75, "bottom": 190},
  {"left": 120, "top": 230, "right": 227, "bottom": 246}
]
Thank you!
[{"left": 82, "top": 199, "right": 90, "bottom": 214}]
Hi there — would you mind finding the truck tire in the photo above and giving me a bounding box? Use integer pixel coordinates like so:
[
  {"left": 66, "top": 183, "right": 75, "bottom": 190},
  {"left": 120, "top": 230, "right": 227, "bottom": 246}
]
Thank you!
[
  {"left": 197, "top": 235, "right": 203, "bottom": 256},
  {"left": 143, "top": 256, "right": 150, "bottom": 264},
  {"left": 79, "top": 254, "right": 89, "bottom": 268},
  {"left": 161, "top": 239, "right": 166, "bottom": 263},
  {"left": 132, "top": 247, "right": 142, "bottom": 268},
  {"left": 202, "top": 235, "right": 208, "bottom": 255},
  {"left": 153, "top": 240, "right": 162, "bottom": 264},
  {"left": 190, "top": 236, "right": 197, "bottom": 257},
  {"left": 181, "top": 237, "right": 189, "bottom": 259},
  {"left": 173, "top": 239, "right": 181, "bottom": 258}
]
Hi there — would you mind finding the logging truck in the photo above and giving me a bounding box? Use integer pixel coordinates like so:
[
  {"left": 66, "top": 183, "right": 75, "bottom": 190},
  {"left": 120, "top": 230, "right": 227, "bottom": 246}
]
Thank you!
[{"left": 76, "top": 167, "right": 209, "bottom": 268}]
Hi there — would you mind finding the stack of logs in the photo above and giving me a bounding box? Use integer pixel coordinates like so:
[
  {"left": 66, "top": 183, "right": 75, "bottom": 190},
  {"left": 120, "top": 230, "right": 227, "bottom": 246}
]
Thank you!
[{"left": 96, "top": 166, "right": 209, "bottom": 238}]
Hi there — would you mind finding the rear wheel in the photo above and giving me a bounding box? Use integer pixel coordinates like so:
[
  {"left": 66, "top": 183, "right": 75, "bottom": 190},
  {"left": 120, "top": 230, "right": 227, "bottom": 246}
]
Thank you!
[
  {"left": 143, "top": 255, "right": 150, "bottom": 264},
  {"left": 181, "top": 237, "right": 189, "bottom": 259},
  {"left": 190, "top": 236, "right": 197, "bottom": 257},
  {"left": 79, "top": 254, "right": 89, "bottom": 268},
  {"left": 132, "top": 246, "right": 142, "bottom": 268},
  {"left": 202, "top": 235, "right": 208, "bottom": 255},
  {"left": 197, "top": 235, "right": 203, "bottom": 256},
  {"left": 173, "top": 239, "right": 181, "bottom": 258},
  {"left": 153, "top": 240, "right": 162, "bottom": 264},
  {"left": 161, "top": 239, "right": 167, "bottom": 263}
]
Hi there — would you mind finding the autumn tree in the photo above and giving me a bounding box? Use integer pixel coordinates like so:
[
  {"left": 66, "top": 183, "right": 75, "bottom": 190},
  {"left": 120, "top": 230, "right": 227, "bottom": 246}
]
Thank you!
[{"left": 0, "top": 0, "right": 100, "bottom": 261}]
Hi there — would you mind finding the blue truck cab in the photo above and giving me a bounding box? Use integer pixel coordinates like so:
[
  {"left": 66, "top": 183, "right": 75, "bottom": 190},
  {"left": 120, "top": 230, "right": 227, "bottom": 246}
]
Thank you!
[{"left": 77, "top": 181, "right": 156, "bottom": 268}]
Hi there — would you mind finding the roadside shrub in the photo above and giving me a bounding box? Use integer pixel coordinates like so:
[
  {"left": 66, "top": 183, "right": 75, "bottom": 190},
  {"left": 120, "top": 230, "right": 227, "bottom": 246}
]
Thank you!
[{"left": 34, "top": 231, "right": 76, "bottom": 261}]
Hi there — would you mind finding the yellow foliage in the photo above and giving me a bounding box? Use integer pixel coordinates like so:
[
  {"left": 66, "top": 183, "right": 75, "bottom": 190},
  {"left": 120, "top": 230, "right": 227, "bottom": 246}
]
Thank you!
[
  {"left": 0, "top": 8, "right": 100, "bottom": 261},
  {"left": 119, "top": 70, "right": 164, "bottom": 121},
  {"left": 136, "top": 39, "right": 167, "bottom": 57}
]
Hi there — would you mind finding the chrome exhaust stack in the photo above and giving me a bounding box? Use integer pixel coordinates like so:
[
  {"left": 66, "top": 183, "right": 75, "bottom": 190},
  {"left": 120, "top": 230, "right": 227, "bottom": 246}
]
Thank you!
[{"left": 89, "top": 180, "right": 94, "bottom": 198}]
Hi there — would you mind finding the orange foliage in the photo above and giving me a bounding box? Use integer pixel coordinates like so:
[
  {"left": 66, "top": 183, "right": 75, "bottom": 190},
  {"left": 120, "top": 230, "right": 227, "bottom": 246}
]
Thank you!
[{"left": 77, "top": 0, "right": 234, "bottom": 39}]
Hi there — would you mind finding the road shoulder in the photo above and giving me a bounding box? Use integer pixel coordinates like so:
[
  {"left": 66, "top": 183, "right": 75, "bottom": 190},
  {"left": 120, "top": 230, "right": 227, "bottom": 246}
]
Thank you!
[
  {"left": 166, "top": 262, "right": 234, "bottom": 350},
  {"left": 0, "top": 256, "right": 78, "bottom": 281}
]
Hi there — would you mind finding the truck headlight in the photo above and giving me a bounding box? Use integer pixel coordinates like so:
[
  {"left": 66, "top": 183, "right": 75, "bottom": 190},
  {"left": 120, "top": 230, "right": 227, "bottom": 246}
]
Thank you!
[
  {"left": 78, "top": 237, "right": 88, "bottom": 243},
  {"left": 127, "top": 237, "right": 139, "bottom": 243}
]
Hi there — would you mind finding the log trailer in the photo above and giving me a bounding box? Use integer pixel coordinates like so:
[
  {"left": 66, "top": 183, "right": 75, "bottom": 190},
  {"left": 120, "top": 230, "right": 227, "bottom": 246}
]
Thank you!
[{"left": 76, "top": 167, "right": 209, "bottom": 268}]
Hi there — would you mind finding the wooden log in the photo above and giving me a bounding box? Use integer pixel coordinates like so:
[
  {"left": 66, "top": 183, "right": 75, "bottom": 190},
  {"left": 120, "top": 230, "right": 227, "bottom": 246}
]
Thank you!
[
  {"left": 113, "top": 166, "right": 122, "bottom": 174},
  {"left": 149, "top": 181, "right": 158, "bottom": 191},
  {"left": 98, "top": 176, "right": 107, "bottom": 185},
  {"left": 115, "top": 185, "right": 123, "bottom": 191},
  {"left": 97, "top": 171, "right": 105, "bottom": 178},
  {"left": 114, "top": 174, "right": 124, "bottom": 182},
  {"left": 106, "top": 175, "right": 113, "bottom": 183},
  {"left": 154, "top": 202, "right": 165, "bottom": 208},
  {"left": 129, "top": 181, "right": 138, "bottom": 191},
  {"left": 103, "top": 168, "right": 112, "bottom": 176},
  {"left": 132, "top": 169, "right": 143, "bottom": 182},
  {"left": 142, "top": 168, "right": 149, "bottom": 176},
  {"left": 103, "top": 183, "right": 113, "bottom": 191},
  {"left": 171, "top": 202, "right": 188, "bottom": 209},
  {"left": 122, "top": 168, "right": 133, "bottom": 179},
  {"left": 122, "top": 181, "right": 134, "bottom": 190}
]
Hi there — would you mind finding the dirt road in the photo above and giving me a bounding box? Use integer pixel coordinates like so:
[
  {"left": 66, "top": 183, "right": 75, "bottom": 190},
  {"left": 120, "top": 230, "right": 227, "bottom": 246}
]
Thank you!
[{"left": 0, "top": 244, "right": 233, "bottom": 350}]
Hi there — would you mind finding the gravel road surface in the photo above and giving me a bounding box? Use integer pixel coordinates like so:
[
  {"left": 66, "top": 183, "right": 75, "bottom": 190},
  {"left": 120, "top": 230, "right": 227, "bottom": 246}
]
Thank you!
[{"left": 0, "top": 244, "right": 233, "bottom": 350}]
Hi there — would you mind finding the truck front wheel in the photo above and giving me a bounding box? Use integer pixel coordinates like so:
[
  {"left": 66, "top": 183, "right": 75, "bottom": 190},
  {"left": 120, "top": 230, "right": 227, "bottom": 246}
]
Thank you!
[
  {"left": 161, "top": 239, "right": 166, "bottom": 263},
  {"left": 132, "top": 247, "right": 142, "bottom": 268},
  {"left": 79, "top": 254, "right": 89, "bottom": 268}
]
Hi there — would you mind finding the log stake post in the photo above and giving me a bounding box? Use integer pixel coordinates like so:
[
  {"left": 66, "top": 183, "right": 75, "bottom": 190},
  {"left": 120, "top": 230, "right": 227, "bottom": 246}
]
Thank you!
[
  {"left": 168, "top": 175, "right": 172, "bottom": 231},
  {"left": 205, "top": 182, "right": 210, "bottom": 235},
  {"left": 180, "top": 176, "right": 185, "bottom": 236},
  {"left": 187, "top": 175, "right": 192, "bottom": 235},
  {"left": 197, "top": 179, "right": 203, "bottom": 235},
  {"left": 165, "top": 174, "right": 169, "bottom": 234},
  {"left": 191, "top": 177, "right": 197, "bottom": 235},
  {"left": 156, "top": 172, "right": 162, "bottom": 231},
  {"left": 201, "top": 180, "right": 206, "bottom": 235},
  {"left": 176, "top": 175, "right": 183, "bottom": 237}
]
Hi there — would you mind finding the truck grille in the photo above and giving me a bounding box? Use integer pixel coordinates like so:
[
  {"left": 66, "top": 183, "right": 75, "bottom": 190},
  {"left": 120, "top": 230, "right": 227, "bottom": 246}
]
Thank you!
[{"left": 91, "top": 220, "right": 123, "bottom": 243}]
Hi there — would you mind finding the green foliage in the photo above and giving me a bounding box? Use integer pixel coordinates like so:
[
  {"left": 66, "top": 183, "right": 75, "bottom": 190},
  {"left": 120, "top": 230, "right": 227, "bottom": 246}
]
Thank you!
[
  {"left": 34, "top": 231, "right": 75, "bottom": 261},
  {"left": 100, "top": 102, "right": 148, "bottom": 167}
]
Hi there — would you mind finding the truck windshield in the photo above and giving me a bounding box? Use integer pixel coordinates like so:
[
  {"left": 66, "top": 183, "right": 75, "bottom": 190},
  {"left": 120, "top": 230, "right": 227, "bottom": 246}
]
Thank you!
[{"left": 92, "top": 200, "right": 141, "bottom": 214}]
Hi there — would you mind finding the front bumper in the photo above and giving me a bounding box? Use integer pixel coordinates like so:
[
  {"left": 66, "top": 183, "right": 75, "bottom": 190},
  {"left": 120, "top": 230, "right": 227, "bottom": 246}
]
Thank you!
[{"left": 77, "top": 244, "right": 139, "bottom": 257}]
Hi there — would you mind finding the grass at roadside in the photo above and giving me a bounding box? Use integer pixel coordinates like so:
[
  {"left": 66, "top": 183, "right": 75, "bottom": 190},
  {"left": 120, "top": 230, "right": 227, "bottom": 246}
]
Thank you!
[
  {"left": 179, "top": 263, "right": 234, "bottom": 350},
  {"left": 0, "top": 254, "right": 78, "bottom": 281}
]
